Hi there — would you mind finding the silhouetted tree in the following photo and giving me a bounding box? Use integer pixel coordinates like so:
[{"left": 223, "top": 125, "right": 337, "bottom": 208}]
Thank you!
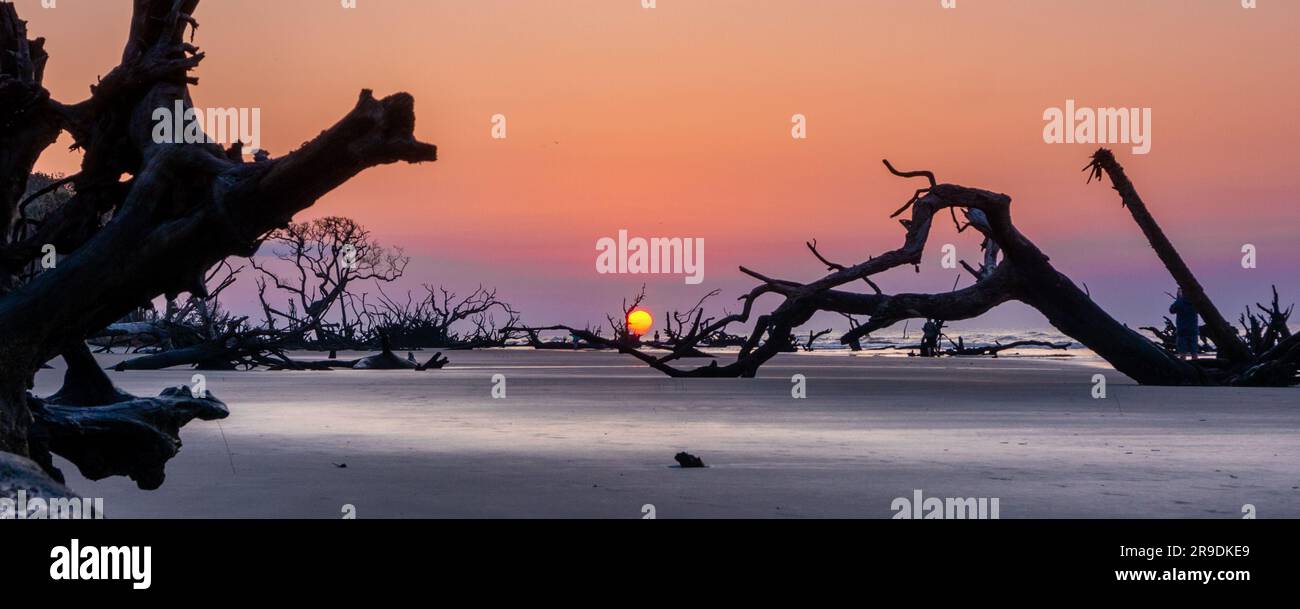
[
  {"left": 551, "top": 152, "right": 1296, "bottom": 385},
  {"left": 252, "top": 216, "right": 408, "bottom": 348},
  {"left": 0, "top": 1, "right": 436, "bottom": 491}
]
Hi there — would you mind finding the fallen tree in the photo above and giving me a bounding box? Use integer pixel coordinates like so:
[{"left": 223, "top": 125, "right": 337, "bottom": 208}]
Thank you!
[
  {"left": 89, "top": 260, "right": 244, "bottom": 353},
  {"left": 563, "top": 151, "right": 1297, "bottom": 386},
  {"left": 942, "top": 339, "right": 1071, "bottom": 357},
  {"left": 0, "top": 0, "right": 437, "bottom": 489},
  {"left": 865, "top": 337, "right": 1072, "bottom": 357}
]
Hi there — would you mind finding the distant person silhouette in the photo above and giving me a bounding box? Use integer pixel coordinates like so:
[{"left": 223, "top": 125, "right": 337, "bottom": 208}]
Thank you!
[
  {"left": 920, "top": 319, "right": 942, "bottom": 357},
  {"left": 1169, "top": 288, "right": 1200, "bottom": 360}
]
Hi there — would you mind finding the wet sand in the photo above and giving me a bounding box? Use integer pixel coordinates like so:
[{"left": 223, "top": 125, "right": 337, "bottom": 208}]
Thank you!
[{"left": 38, "top": 350, "right": 1300, "bottom": 518}]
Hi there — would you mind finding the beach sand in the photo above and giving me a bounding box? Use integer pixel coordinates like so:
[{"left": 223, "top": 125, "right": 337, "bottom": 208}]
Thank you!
[{"left": 39, "top": 350, "right": 1299, "bottom": 518}]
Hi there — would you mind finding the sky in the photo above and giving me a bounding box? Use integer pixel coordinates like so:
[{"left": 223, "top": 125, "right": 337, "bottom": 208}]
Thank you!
[{"left": 20, "top": 0, "right": 1300, "bottom": 335}]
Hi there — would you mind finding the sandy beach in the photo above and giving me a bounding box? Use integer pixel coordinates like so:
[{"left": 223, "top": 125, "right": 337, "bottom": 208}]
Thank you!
[{"left": 35, "top": 350, "right": 1298, "bottom": 519}]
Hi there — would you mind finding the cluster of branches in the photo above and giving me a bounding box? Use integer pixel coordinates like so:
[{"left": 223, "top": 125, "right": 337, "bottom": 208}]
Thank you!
[
  {"left": 529, "top": 286, "right": 1069, "bottom": 364},
  {"left": 4, "top": 172, "right": 74, "bottom": 289},
  {"left": 106, "top": 215, "right": 518, "bottom": 371},
  {"left": 89, "top": 260, "right": 246, "bottom": 353},
  {"left": 841, "top": 314, "right": 1070, "bottom": 357},
  {"left": 370, "top": 284, "right": 520, "bottom": 350},
  {"left": 513, "top": 286, "right": 753, "bottom": 360},
  {"left": 1237, "top": 287, "right": 1293, "bottom": 356},
  {"left": 849, "top": 318, "right": 1071, "bottom": 358},
  {"left": 512, "top": 286, "right": 648, "bottom": 351},
  {"left": 252, "top": 215, "right": 407, "bottom": 350},
  {"left": 1141, "top": 286, "right": 1294, "bottom": 361},
  {"left": 0, "top": 0, "right": 437, "bottom": 491},
  {"left": 657, "top": 288, "right": 750, "bottom": 350},
  {"left": 545, "top": 151, "right": 1296, "bottom": 386}
]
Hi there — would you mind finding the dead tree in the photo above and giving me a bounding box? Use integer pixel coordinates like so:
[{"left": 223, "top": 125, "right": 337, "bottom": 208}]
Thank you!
[
  {"left": 253, "top": 216, "right": 408, "bottom": 348},
  {"left": 566, "top": 151, "right": 1296, "bottom": 385},
  {"left": 90, "top": 259, "right": 245, "bottom": 353},
  {"left": 5, "top": 172, "right": 74, "bottom": 287},
  {"left": 516, "top": 287, "right": 649, "bottom": 351},
  {"left": 1140, "top": 317, "right": 1180, "bottom": 352},
  {"left": 0, "top": 0, "right": 436, "bottom": 490},
  {"left": 606, "top": 285, "right": 648, "bottom": 347},
  {"left": 371, "top": 284, "right": 520, "bottom": 349},
  {"left": 518, "top": 286, "right": 731, "bottom": 362},
  {"left": 115, "top": 217, "right": 412, "bottom": 370},
  {"left": 1085, "top": 152, "right": 1252, "bottom": 364},
  {"left": 651, "top": 289, "right": 721, "bottom": 358},
  {"left": 1236, "top": 286, "right": 1292, "bottom": 357},
  {"left": 942, "top": 339, "right": 1071, "bottom": 357},
  {"left": 165, "top": 259, "right": 245, "bottom": 342},
  {"left": 801, "top": 329, "right": 833, "bottom": 352}
]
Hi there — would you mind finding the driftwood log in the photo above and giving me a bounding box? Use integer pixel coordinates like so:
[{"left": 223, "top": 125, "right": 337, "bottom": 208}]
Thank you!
[
  {"left": 0, "top": 0, "right": 436, "bottom": 488},
  {"left": 549, "top": 151, "right": 1296, "bottom": 386},
  {"left": 29, "top": 342, "right": 228, "bottom": 489},
  {"left": 944, "top": 340, "right": 1072, "bottom": 357}
]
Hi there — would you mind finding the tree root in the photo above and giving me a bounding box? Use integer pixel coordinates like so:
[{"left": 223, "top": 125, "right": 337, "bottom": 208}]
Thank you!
[{"left": 30, "top": 385, "right": 228, "bottom": 490}]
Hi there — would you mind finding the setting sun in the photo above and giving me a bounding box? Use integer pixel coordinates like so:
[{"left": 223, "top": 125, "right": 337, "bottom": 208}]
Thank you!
[{"left": 627, "top": 310, "right": 653, "bottom": 337}]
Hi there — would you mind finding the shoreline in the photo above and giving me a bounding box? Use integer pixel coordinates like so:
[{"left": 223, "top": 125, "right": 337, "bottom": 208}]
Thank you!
[{"left": 36, "top": 350, "right": 1297, "bottom": 518}]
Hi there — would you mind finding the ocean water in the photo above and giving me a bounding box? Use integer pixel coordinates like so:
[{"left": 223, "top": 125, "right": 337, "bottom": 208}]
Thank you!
[{"left": 47, "top": 350, "right": 1299, "bottom": 518}]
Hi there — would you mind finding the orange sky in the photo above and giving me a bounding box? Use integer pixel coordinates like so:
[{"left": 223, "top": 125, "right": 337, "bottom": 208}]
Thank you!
[{"left": 20, "top": 0, "right": 1300, "bottom": 330}]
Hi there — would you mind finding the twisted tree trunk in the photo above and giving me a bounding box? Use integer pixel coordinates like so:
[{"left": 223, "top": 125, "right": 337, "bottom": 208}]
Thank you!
[
  {"left": 0, "top": 3, "right": 59, "bottom": 252},
  {"left": 0, "top": 1, "right": 437, "bottom": 488},
  {"left": 579, "top": 152, "right": 1291, "bottom": 386},
  {"left": 1086, "top": 150, "right": 1250, "bottom": 363}
]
